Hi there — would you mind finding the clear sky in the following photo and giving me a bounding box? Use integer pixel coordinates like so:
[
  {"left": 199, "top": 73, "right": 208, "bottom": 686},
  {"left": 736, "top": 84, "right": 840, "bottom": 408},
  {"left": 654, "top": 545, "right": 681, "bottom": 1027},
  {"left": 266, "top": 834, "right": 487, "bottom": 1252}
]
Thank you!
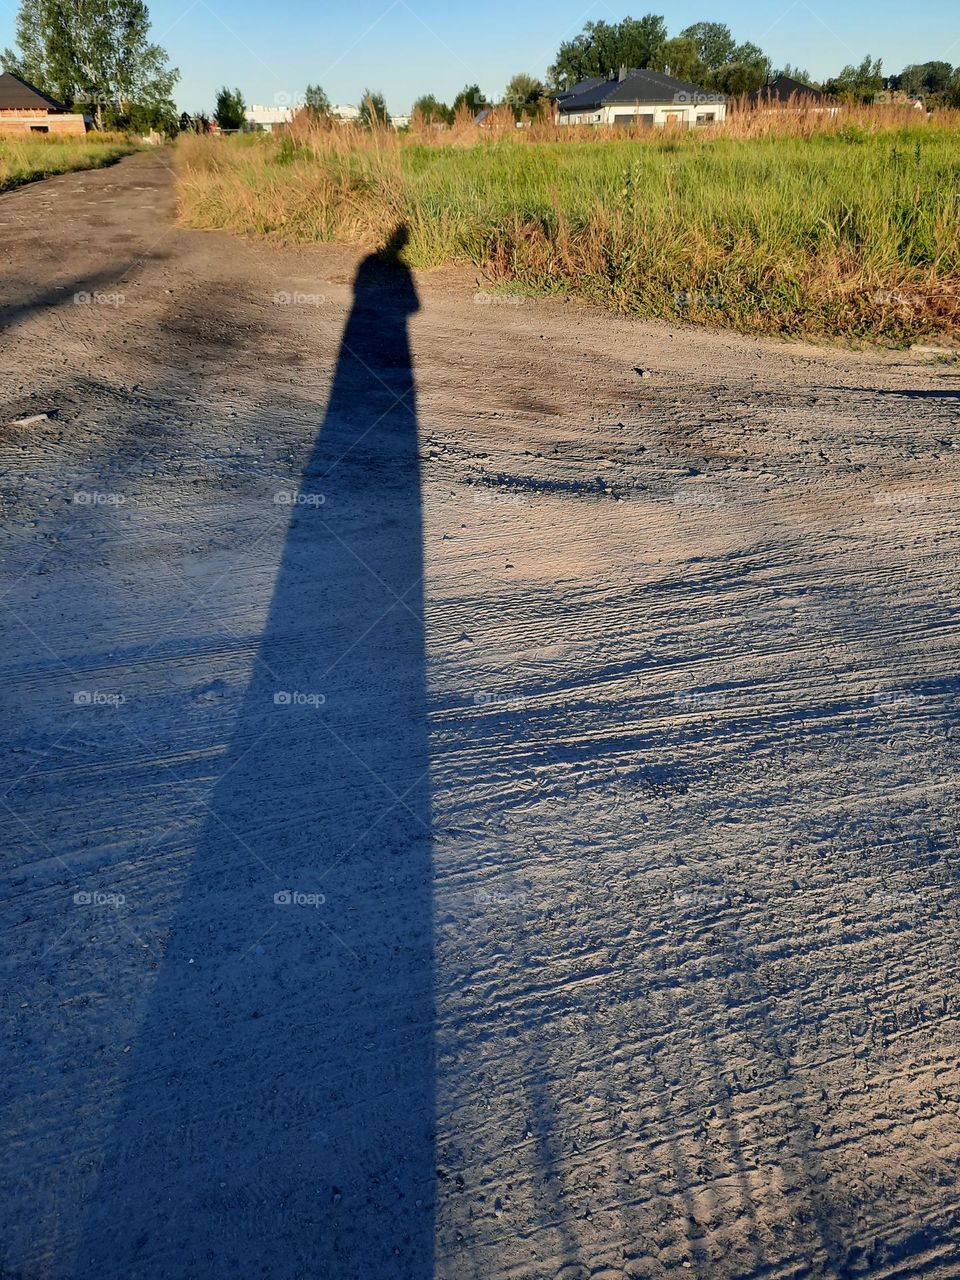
[{"left": 1, "top": 0, "right": 956, "bottom": 114}]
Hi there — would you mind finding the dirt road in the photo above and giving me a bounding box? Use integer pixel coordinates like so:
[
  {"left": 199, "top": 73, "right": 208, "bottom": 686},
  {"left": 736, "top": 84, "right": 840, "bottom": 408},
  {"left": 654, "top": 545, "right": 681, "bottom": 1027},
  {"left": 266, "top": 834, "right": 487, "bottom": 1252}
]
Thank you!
[{"left": 2, "top": 151, "right": 960, "bottom": 1280}]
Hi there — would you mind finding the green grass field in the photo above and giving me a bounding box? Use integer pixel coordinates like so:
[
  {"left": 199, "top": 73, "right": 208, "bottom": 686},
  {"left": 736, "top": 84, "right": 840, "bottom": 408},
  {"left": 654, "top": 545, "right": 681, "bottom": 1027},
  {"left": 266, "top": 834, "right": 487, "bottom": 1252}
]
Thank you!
[
  {"left": 176, "top": 121, "right": 960, "bottom": 343},
  {"left": 0, "top": 133, "right": 137, "bottom": 194}
]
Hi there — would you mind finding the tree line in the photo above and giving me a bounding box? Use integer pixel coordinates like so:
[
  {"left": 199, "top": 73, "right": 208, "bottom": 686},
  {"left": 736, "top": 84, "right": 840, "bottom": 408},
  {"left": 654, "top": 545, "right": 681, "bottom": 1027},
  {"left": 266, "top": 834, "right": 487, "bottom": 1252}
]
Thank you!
[
  {"left": 1, "top": 0, "right": 178, "bottom": 131},
  {"left": 3, "top": 0, "right": 960, "bottom": 136}
]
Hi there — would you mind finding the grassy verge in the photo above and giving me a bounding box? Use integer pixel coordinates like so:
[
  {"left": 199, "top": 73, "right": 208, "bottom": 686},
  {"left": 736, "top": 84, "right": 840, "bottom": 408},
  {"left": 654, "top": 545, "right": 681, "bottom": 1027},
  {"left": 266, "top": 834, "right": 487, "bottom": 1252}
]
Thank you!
[
  {"left": 0, "top": 132, "right": 138, "bottom": 193},
  {"left": 175, "top": 114, "right": 960, "bottom": 343}
]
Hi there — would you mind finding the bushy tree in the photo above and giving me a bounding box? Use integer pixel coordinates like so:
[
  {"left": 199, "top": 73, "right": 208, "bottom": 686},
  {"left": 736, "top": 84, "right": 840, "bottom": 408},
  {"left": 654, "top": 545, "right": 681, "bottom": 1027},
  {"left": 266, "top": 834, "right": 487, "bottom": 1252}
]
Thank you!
[
  {"left": 677, "top": 21, "right": 736, "bottom": 70},
  {"left": 703, "top": 41, "right": 769, "bottom": 93},
  {"left": 215, "top": 85, "right": 246, "bottom": 130},
  {"left": 503, "top": 72, "right": 544, "bottom": 119},
  {"left": 828, "top": 55, "right": 884, "bottom": 102},
  {"left": 897, "top": 61, "right": 953, "bottom": 96},
  {"left": 2, "top": 0, "right": 178, "bottom": 127},
  {"left": 651, "top": 36, "right": 702, "bottom": 81},
  {"left": 358, "top": 88, "right": 389, "bottom": 127},
  {"left": 706, "top": 61, "right": 765, "bottom": 95},
  {"left": 548, "top": 14, "right": 668, "bottom": 89},
  {"left": 411, "top": 93, "right": 452, "bottom": 125},
  {"left": 304, "top": 83, "right": 331, "bottom": 115},
  {"left": 451, "top": 83, "right": 486, "bottom": 115}
]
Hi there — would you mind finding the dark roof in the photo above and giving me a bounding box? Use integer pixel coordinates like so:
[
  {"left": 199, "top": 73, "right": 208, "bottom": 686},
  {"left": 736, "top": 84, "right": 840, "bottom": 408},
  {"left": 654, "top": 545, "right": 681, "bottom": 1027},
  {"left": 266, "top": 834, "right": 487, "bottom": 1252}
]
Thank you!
[
  {"left": 554, "top": 76, "right": 607, "bottom": 102},
  {"left": 0, "top": 71, "right": 67, "bottom": 112},
  {"left": 748, "top": 75, "right": 833, "bottom": 105},
  {"left": 556, "top": 68, "right": 724, "bottom": 112}
]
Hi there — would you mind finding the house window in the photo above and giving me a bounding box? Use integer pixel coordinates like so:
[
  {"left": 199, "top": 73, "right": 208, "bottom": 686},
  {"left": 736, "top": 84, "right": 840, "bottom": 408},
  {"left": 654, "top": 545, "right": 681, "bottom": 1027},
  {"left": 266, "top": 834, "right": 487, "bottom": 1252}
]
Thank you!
[
  {"left": 30, "top": 124, "right": 49, "bottom": 133},
  {"left": 696, "top": 112, "right": 716, "bottom": 125}
]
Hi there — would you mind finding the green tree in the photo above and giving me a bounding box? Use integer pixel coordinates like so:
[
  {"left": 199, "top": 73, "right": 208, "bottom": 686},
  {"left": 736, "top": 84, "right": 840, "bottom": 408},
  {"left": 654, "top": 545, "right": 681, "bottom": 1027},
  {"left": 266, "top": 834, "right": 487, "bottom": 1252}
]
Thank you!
[
  {"left": 706, "top": 61, "right": 766, "bottom": 95},
  {"left": 451, "top": 83, "right": 486, "bottom": 115},
  {"left": 215, "top": 85, "right": 246, "bottom": 131},
  {"left": 703, "top": 40, "right": 770, "bottom": 93},
  {"left": 731, "top": 42, "right": 770, "bottom": 77},
  {"left": 651, "top": 36, "right": 702, "bottom": 81},
  {"left": 897, "top": 61, "right": 953, "bottom": 97},
  {"left": 2, "top": 0, "right": 178, "bottom": 127},
  {"left": 678, "top": 21, "right": 737, "bottom": 70},
  {"left": 828, "top": 55, "right": 884, "bottom": 102},
  {"left": 411, "top": 93, "right": 452, "bottom": 125},
  {"left": 503, "top": 72, "right": 544, "bottom": 119},
  {"left": 548, "top": 14, "right": 667, "bottom": 89},
  {"left": 303, "top": 83, "right": 331, "bottom": 115},
  {"left": 358, "top": 88, "right": 390, "bottom": 126}
]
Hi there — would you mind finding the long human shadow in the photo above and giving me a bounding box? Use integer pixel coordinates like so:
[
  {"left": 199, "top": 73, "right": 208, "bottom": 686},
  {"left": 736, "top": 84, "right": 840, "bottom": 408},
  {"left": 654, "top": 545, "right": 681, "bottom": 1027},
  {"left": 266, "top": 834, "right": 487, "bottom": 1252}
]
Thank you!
[{"left": 75, "top": 229, "right": 434, "bottom": 1278}]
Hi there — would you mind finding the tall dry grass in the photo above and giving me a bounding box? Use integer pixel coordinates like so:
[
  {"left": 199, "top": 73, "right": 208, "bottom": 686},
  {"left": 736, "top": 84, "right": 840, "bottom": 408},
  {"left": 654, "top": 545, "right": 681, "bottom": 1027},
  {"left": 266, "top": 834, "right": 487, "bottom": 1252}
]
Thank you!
[
  {"left": 0, "top": 130, "right": 137, "bottom": 192},
  {"left": 175, "top": 109, "right": 960, "bottom": 342}
]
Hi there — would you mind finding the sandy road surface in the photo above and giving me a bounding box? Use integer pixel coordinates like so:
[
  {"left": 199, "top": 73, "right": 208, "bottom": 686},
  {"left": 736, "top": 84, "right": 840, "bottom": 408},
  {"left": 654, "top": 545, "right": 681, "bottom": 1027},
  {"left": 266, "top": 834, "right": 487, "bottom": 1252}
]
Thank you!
[{"left": 2, "top": 151, "right": 960, "bottom": 1280}]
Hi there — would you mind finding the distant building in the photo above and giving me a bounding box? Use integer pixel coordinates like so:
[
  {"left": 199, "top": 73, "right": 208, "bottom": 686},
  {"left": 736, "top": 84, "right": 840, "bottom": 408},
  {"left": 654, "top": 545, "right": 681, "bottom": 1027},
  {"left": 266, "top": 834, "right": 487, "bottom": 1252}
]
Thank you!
[
  {"left": 243, "top": 101, "right": 403, "bottom": 130},
  {"left": 0, "top": 72, "right": 89, "bottom": 135},
  {"left": 554, "top": 67, "right": 726, "bottom": 128},
  {"left": 747, "top": 76, "right": 839, "bottom": 112},
  {"left": 244, "top": 103, "right": 299, "bottom": 132}
]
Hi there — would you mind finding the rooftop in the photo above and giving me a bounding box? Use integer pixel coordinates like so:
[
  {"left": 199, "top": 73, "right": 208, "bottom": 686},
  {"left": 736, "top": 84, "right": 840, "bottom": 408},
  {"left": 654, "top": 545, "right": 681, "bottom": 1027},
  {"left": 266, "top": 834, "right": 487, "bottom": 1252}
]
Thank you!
[
  {"left": 0, "top": 71, "right": 68, "bottom": 112},
  {"left": 556, "top": 67, "right": 725, "bottom": 112}
]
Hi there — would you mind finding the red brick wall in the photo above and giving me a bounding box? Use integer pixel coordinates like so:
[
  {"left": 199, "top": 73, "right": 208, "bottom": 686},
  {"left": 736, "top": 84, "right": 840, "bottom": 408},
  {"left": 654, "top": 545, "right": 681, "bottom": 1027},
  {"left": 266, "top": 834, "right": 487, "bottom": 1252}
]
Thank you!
[{"left": 0, "top": 111, "right": 89, "bottom": 135}]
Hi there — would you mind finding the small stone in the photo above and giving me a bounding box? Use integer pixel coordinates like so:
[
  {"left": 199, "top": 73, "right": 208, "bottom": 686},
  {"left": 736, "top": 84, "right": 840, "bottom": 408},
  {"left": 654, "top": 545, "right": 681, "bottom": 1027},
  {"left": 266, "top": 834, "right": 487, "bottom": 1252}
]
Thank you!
[{"left": 10, "top": 413, "right": 54, "bottom": 427}]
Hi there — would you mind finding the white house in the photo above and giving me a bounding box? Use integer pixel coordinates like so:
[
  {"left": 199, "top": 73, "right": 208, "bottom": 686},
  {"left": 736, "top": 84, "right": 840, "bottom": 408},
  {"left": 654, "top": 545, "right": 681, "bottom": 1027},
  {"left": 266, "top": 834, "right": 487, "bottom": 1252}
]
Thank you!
[
  {"left": 244, "top": 102, "right": 367, "bottom": 131},
  {"left": 555, "top": 67, "right": 726, "bottom": 128},
  {"left": 244, "top": 103, "right": 299, "bottom": 131}
]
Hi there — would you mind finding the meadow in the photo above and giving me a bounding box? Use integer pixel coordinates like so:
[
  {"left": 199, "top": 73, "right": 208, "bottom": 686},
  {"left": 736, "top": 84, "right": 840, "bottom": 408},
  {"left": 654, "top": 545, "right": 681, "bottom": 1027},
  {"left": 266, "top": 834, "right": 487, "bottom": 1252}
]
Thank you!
[
  {"left": 175, "top": 109, "right": 960, "bottom": 343},
  {"left": 0, "top": 132, "right": 137, "bottom": 193}
]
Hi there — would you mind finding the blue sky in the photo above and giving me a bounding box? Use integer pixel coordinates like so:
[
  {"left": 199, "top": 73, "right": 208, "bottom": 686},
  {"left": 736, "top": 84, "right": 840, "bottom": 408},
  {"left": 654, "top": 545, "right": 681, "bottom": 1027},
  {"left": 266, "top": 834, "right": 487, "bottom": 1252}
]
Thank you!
[{"left": 1, "top": 0, "right": 956, "bottom": 113}]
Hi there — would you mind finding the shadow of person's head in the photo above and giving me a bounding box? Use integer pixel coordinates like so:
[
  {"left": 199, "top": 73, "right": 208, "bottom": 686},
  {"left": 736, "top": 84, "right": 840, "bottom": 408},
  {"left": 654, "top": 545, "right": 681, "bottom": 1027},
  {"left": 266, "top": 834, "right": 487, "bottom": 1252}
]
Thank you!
[
  {"left": 378, "top": 224, "right": 410, "bottom": 262},
  {"left": 350, "top": 223, "right": 419, "bottom": 322}
]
